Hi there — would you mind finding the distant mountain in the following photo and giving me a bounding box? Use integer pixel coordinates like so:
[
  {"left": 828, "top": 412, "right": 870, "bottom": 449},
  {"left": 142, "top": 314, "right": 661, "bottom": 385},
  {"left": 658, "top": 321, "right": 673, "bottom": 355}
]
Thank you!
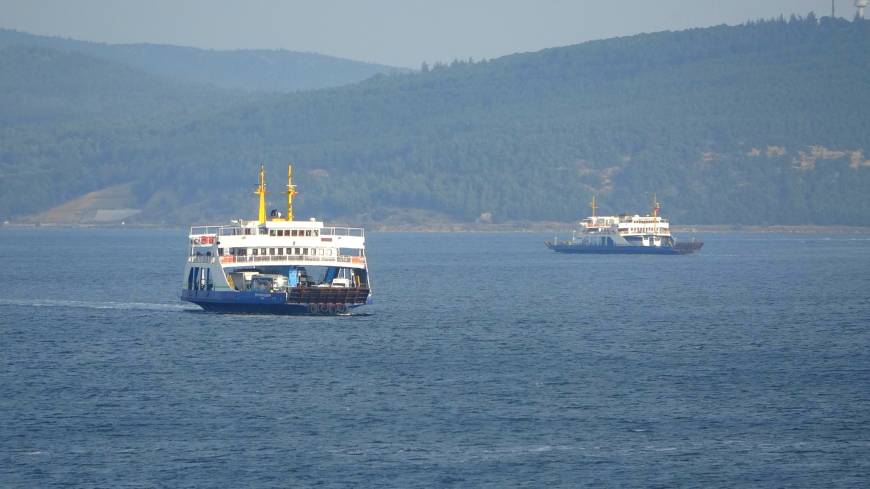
[
  {"left": 2, "top": 16, "right": 869, "bottom": 225},
  {"left": 0, "top": 28, "right": 408, "bottom": 92},
  {"left": 0, "top": 44, "right": 245, "bottom": 127}
]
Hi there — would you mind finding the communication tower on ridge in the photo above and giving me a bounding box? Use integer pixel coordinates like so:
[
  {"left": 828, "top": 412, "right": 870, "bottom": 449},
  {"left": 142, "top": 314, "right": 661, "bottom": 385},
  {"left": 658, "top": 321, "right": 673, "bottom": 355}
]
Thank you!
[{"left": 857, "top": 0, "right": 869, "bottom": 18}]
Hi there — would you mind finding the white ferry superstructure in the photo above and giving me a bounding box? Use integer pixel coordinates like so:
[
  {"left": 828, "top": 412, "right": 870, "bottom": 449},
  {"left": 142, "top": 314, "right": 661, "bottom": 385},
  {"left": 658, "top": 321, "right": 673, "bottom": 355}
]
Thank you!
[{"left": 181, "top": 164, "right": 371, "bottom": 314}]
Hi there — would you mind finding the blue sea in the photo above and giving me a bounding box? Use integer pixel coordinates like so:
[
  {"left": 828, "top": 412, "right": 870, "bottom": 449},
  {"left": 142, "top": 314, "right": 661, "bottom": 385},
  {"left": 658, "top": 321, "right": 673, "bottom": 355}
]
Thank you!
[{"left": 1, "top": 228, "right": 869, "bottom": 487}]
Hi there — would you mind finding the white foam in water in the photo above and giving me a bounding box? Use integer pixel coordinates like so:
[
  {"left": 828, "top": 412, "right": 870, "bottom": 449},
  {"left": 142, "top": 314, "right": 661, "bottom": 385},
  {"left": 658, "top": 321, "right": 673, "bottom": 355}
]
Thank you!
[{"left": 0, "top": 298, "right": 197, "bottom": 311}]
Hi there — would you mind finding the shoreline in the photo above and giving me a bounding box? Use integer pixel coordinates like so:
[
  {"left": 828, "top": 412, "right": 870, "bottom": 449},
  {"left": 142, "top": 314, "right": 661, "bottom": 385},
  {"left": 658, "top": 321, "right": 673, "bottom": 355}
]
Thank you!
[{"left": 4, "top": 221, "right": 870, "bottom": 234}]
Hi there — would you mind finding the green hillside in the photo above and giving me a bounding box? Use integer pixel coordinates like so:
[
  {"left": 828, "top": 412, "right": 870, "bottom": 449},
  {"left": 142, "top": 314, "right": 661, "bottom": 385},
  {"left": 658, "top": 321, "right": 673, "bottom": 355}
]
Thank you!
[
  {"left": 0, "top": 45, "right": 245, "bottom": 126},
  {"left": 2, "top": 16, "right": 870, "bottom": 225},
  {"left": 0, "top": 44, "right": 261, "bottom": 214},
  {"left": 0, "top": 28, "right": 407, "bottom": 92}
]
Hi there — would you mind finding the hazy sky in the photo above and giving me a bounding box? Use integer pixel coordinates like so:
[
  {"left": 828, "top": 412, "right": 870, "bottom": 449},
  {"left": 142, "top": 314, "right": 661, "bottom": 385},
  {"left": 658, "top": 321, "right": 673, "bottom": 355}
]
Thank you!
[{"left": 0, "top": 0, "right": 854, "bottom": 67}]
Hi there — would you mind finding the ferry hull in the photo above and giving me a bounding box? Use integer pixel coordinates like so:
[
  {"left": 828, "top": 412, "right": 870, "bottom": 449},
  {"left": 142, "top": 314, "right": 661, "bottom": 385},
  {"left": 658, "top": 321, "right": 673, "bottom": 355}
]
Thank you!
[
  {"left": 545, "top": 242, "right": 702, "bottom": 255},
  {"left": 181, "top": 289, "right": 369, "bottom": 315}
]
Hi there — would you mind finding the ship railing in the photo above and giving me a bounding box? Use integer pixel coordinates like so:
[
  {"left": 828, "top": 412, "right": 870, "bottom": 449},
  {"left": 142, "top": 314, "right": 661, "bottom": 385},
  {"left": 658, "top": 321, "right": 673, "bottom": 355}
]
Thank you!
[
  {"left": 189, "top": 225, "right": 264, "bottom": 237},
  {"left": 189, "top": 226, "right": 222, "bottom": 236},
  {"left": 217, "top": 225, "right": 269, "bottom": 236},
  {"left": 190, "top": 225, "right": 364, "bottom": 237},
  {"left": 188, "top": 255, "right": 218, "bottom": 264},
  {"left": 188, "top": 254, "right": 366, "bottom": 266},
  {"left": 320, "top": 227, "right": 364, "bottom": 237}
]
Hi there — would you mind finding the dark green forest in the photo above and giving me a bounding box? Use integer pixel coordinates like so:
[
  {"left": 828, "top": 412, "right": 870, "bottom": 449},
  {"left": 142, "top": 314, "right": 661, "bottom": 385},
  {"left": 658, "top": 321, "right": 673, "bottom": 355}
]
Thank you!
[{"left": 1, "top": 16, "right": 869, "bottom": 225}]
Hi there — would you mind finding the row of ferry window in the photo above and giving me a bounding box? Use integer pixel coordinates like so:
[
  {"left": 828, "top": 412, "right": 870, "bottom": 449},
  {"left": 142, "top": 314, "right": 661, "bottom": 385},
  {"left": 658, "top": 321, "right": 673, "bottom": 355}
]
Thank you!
[
  {"left": 224, "top": 228, "right": 319, "bottom": 236},
  {"left": 620, "top": 228, "right": 665, "bottom": 233},
  {"left": 270, "top": 229, "right": 318, "bottom": 237},
  {"left": 223, "top": 247, "right": 333, "bottom": 257}
]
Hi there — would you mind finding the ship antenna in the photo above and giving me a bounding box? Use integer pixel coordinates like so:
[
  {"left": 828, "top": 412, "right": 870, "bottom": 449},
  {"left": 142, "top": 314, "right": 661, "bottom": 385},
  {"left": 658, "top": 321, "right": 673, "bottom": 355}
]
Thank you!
[
  {"left": 286, "top": 163, "right": 298, "bottom": 221},
  {"left": 590, "top": 195, "right": 597, "bottom": 219},
  {"left": 254, "top": 164, "right": 267, "bottom": 223}
]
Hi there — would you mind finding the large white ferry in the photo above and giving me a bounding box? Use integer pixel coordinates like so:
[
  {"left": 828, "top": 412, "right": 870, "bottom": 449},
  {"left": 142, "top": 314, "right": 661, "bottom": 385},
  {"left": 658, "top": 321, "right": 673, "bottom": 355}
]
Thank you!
[
  {"left": 545, "top": 196, "right": 703, "bottom": 255},
  {"left": 181, "top": 164, "right": 371, "bottom": 314}
]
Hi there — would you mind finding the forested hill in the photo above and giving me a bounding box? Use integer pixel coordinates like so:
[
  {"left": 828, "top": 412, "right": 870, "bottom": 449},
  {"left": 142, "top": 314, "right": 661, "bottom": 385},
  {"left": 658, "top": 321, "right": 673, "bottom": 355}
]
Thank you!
[
  {"left": 0, "top": 28, "right": 406, "bottom": 92},
  {"left": 0, "top": 45, "right": 245, "bottom": 127},
  {"left": 2, "top": 16, "right": 870, "bottom": 225}
]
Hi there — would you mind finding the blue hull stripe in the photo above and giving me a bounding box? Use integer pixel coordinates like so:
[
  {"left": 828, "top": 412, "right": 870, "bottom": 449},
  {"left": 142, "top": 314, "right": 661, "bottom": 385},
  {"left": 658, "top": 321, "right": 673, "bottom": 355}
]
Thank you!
[
  {"left": 180, "top": 289, "right": 366, "bottom": 315},
  {"left": 548, "top": 245, "right": 681, "bottom": 255}
]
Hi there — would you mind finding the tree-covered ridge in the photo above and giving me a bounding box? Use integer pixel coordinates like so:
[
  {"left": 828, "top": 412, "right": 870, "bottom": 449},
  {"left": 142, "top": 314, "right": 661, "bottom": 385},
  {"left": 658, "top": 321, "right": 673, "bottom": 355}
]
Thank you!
[
  {"left": 0, "top": 28, "right": 408, "bottom": 92},
  {"left": 2, "top": 16, "right": 869, "bottom": 225},
  {"left": 0, "top": 45, "right": 246, "bottom": 127}
]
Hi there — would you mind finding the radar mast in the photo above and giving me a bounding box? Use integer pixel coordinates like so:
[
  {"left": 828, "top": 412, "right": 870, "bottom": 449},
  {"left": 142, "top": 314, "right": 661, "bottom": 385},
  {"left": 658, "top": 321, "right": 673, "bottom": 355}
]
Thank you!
[
  {"left": 254, "top": 164, "right": 266, "bottom": 223},
  {"left": 286, "top": 163, "right": 298, "bottom": 221}
]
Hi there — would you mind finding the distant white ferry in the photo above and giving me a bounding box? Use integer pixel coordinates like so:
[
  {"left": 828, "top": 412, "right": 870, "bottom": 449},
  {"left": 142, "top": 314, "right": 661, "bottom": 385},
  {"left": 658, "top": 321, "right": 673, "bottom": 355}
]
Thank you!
[
  {"left": 546, "top": 196, "right": 703, "bottom": 255},
  {"left": 181, "top": 164, "right": 371, "bottom": 314}
]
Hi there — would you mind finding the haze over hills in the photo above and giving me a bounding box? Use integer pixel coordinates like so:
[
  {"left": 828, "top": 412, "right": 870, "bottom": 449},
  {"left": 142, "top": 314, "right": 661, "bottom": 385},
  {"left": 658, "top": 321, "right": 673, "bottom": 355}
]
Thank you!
[
  {"left": 1, "top": 16, "right": 869, "bottom": 226},
  {"left": 0, "top": 44, "right": 247, "bottom": 127},
  {"left": 0, "top": 28, "right": 407, "bottom": 92}
]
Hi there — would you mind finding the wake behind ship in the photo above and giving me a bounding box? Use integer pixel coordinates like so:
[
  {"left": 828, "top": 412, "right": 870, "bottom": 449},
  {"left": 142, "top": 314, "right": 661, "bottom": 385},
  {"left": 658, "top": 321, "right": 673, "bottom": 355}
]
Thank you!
[
  {"left": 181, "top": 164, "right": 371, "bottom": 314},
  {"left": 546, "top": 196, "right": 703, "bottom": 255}
]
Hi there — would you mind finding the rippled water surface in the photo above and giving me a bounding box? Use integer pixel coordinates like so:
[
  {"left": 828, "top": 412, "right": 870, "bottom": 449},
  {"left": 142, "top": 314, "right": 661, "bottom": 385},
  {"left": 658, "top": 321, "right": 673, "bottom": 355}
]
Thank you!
[{"left": 2, "top": 228, "right": 869, "bottom": 487}]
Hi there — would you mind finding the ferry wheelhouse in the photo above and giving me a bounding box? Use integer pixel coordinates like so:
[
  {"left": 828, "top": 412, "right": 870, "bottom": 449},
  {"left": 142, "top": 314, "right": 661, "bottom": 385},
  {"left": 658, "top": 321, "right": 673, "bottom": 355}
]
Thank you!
[
  {"left": 546, "top": 196, "right": 703, "bottom": 255},
  {"left": 181, "top": 164, "right": 371, "bottom": 314}
]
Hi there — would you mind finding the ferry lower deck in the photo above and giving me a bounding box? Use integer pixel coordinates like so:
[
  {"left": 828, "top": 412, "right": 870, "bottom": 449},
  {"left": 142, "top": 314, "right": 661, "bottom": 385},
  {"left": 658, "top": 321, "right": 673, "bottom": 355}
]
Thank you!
[
  {"left": 182, "top": 286, "right": 371, "bottom": 315},
  {"left": 546, "top": 243, "right": 680, "bottom": 255},
  {"left": 545, "top": 239, "right": 703, "bottom": 255}
]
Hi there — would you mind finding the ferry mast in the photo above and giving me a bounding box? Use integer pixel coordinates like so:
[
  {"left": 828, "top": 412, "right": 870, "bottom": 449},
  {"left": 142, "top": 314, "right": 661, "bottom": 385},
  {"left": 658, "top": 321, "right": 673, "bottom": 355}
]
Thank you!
[
  {"left": 254, "top": 164, "right": 267, "bottom": 223},
  {"left": 254, "top": 163, "right": 299, "bottom": 223},
  {"left": 589, "top": 195, "right": 598, "bottom": 227},
  {"left": 286, "top": 163, "right": 298, "bottom": 221}
]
